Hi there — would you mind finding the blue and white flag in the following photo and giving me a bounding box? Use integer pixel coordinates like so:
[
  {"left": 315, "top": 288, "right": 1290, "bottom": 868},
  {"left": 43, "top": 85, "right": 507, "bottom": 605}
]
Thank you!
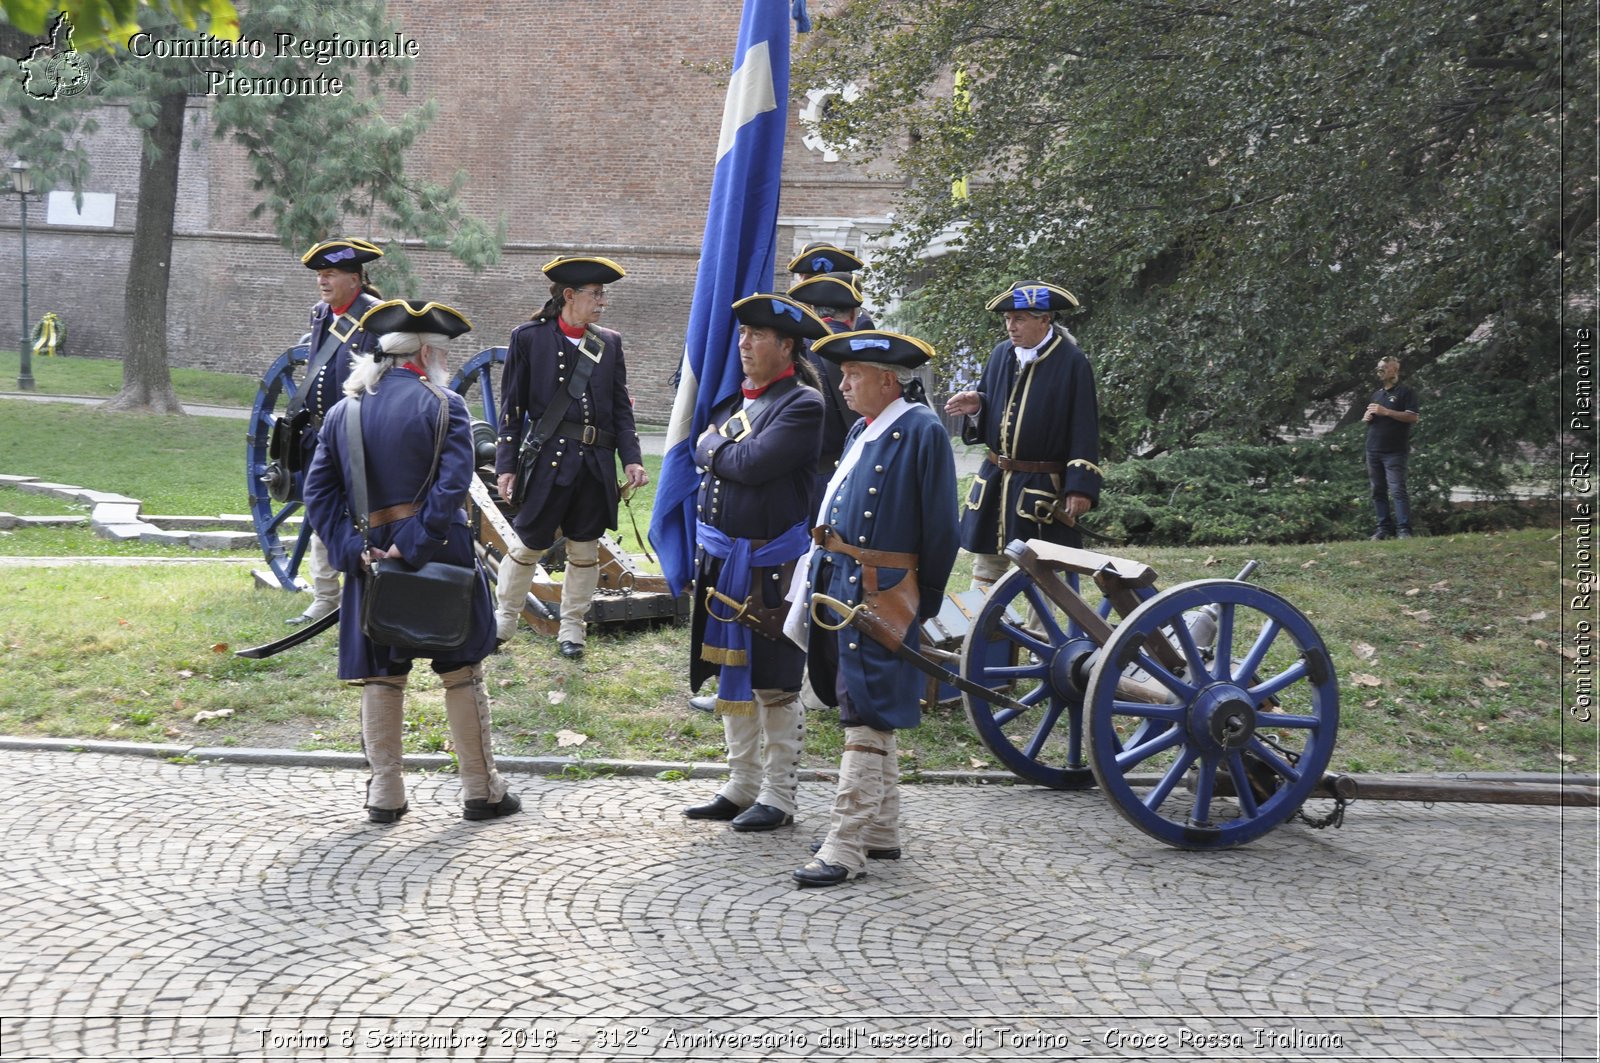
[{"left": 649, "top": 0, "right": 808, "bottom": 596}]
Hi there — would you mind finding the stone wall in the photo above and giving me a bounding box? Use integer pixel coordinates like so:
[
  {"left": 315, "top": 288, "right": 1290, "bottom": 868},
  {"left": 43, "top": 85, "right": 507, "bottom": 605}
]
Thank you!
[{"left": 0, "top": 1, "right": 903, "bottom": 421}]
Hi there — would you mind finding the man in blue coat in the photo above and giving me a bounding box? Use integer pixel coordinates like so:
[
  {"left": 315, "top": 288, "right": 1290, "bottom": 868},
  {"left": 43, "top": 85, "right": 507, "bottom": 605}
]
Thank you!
[
  {"left": 785, "top": 330, "right": 959, "bottom": 887},
  {"left": 303, "top": 299, "right": 520, "bottom": 824},
  {"left": 492, "top": 256, "right": 649, "bottom": 659},
  {"left": 682, "top": 294, "right": 829, "bottom": 833},
  {"left": 286, "top": 238, "right": 385, "bottom": 625},
  {"left": 943, "top": 282, "right": 1102, "bottom": 591},
  {"left": 787, "top": 272, "right": 865, "bottom": 490}
]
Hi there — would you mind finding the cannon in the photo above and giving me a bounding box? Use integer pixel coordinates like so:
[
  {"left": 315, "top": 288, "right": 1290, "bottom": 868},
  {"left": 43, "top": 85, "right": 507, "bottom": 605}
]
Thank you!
[
  {"left": 946, "top": 539, "right": 1338, "bottom": 849},
  {"left": 241, "top": 343, "right": 685, "bottom": 657}
]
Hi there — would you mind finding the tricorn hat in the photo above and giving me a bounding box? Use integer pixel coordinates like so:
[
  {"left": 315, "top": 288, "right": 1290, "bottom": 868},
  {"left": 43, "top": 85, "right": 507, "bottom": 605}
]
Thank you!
[
  {"left": 302, "top": 237, "right": 384, "bottom": 272},
  {"left": 787, "top": 272, "right": 863, "bottom": 311},
  {"left": 357, "top": 299, "right": 473, "bottom": 341},
  {"left": 542, "top": 255, "right": 626, "bottom": 288},
  {"left": 787, "top": 242, "right": 865, "bottom": 276},
  {"left": 985, "top": 281, "right": 1080, "bottom": 313},
  {"left": 810, "top": 329, "right": 934, "bottom": 370},
  {"left": 732, "top": 294, "right": 830, "bottom": 341}
]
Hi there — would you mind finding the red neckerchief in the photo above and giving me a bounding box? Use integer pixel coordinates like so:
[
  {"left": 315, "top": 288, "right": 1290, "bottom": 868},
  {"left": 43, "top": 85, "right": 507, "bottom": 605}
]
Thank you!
[
  {"left": 742, "top": 364, "right": 795, "bottom": 400},
  {"left": 398, "top": 362, "right": 427, "bottom": 378},
  {"left": 330, "top": 295, "right": 358, "bottom": 317},
  {"left": 557, "top": 318, "right": 586, "bottom": 340},
  {"left": 863, "top": 416, "right": 875, "bottom": 426}
]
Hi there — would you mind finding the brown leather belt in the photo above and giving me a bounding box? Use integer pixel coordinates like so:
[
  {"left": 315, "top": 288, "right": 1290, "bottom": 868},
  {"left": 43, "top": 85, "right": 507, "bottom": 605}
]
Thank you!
[
  {"left": 986, "top": 449, "right": 1065, "bottom": 474},
  {"left": 368, "top": 502, "right": 420, "bottom": 528},
  {"left": 811, "top": 525, "right": 917, "bottom": 570}
]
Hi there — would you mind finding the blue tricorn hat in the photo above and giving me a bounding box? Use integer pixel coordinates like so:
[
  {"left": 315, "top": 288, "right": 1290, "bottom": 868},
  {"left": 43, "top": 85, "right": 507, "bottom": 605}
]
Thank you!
[
  {"left": 542, "top": 255, "right": 626, "bottom": 287},
  {"left": 301, "top": 237, "right": 383, "bottom": 271},
  {"left": 732, "top": 294, "right": 830, "bottom": 341},
  {"left": 357, "top": 299, "right": 473, "bottom": 340},
  {"left": 985, "top": 281, "right": 1080, "bottom": 313},
  {"left": 787, "top": 242, "right": 865, "bottom": 276},
  {"left": 787, "top": 272, "right": 863, "bottom": 310},
  {"left": 810, "top": 329, "right": 934, "bottom": 370}
]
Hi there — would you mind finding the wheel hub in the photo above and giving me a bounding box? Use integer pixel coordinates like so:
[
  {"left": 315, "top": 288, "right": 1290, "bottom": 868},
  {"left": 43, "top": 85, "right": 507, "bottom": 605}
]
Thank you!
[
  {"left": 1191, "top": 683, "right": 1258, "bottom": 752},
  {"left": 1049, "top": 636, "right": 1097, "bottom": 701}
]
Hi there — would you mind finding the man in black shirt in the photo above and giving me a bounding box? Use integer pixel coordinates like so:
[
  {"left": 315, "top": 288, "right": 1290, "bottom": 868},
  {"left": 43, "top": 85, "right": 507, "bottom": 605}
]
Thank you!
[{"left": 1363, "top": 356, "right": 1420, "bottom": 539}]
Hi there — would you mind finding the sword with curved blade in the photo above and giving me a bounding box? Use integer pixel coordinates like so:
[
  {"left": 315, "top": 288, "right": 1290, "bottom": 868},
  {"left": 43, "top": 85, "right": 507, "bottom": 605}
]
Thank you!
[{"left": 234, "top": 607, "right": 340, "bottom": 659}]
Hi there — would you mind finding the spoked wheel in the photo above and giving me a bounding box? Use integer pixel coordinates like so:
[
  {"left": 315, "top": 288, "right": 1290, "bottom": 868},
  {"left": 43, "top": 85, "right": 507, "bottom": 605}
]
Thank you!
[
  {"left": 961, "top": 566, "right": 1153, "bottom": 789},
  {"left": 245, "top": 344, "right": 312, "bottom": 591},
  {"left": 448, "top": 345, "right": 507, "bottom": 431},
  {"left": 1085, "top": 579, "right": 1339, "bottom": 849}
]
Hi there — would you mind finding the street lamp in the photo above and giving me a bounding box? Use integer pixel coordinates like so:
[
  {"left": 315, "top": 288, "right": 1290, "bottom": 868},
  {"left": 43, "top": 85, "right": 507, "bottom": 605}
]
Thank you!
[{"left": 10, "top": 158, "right": 35, "bottom": 391}]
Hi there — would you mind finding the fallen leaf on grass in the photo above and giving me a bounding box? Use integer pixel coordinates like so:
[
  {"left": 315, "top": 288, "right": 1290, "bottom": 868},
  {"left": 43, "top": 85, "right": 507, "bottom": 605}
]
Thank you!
[
  {"left": 176, "top": 669, "right": 194, "bottom": 680},
  {"left": 555, "top": 729, "right": 587, "bottom": 747},
  {"left": 1481, "top": 676, "right": 1510, "bottom": 690},
  {"left": 969, "top": 758, "right": 990, "bottom": 769},
  {"left": 1300, "top": 559, "right": 1318, "bottom": 569},
  {"left": 1514, "top": 611, "right": 1548, "bottom": 623},
  {"left": 1362, "top": 699, "right": 1380, "bottom": 709},
  {"left": 1349, "top": 673, "right": 1382, "bottom": 688},
  {"left": 1534, "top": 639, "right": 1549, "bottom": 651},
  {"left": 1475, "top": 724, "right": 1489, "bottom": 732},
  {"left": 1429, "top": 579, "right": 1450, "bottom": 591},
  {"left": 210, "top": 643, "right": 228, "bottom": 653},
  {"left": 193, "top": 708, "right": 233, "bottom": 723},
  {"left": 1352, "top": 641, "right": 1377, "bottom": 661},
  {"left": 547, "top": 690, "right": 567, "bottom": 705},
  {"left": 1404, "top": 588, "right": 1421, "bottom": 597},
  {"left": 1402, "top": 608, "right": 1432, "bottom": 622},
  {"left": 1557, "top": 753, "right": 1577, "bottom": 763},
  {"left": 1561, "top": 646, "right": 1579, "bottom": 661},
  {"left": 1202, "top": 555, "right": 1220, "bottom": 567},
  {"left": 117, "top": 618, "right": 130, "bottom": 626}
]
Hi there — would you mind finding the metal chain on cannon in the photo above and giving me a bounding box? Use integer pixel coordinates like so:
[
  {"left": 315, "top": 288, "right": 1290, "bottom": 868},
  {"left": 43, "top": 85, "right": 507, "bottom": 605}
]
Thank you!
[{"left": 1257, "top": 730, "right": 1352, "bottom": 830}]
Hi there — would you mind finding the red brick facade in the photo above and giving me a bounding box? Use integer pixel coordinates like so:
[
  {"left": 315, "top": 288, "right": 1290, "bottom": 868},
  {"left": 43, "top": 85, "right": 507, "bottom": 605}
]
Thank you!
[{"left": 0, "top": 1, "right": 901, "bottom": 421}]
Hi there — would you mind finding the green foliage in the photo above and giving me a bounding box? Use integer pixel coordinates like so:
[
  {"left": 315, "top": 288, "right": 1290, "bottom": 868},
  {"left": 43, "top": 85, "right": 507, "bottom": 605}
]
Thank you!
[
  {"left": 1095, "top": 433, "right": 1547, "bottom": 547},
  {"left": 0, "top": 0, "right": 237, "bottom": 48},
  {"left": 798, "top": 0, "right": 1589, "bottom": 479}
]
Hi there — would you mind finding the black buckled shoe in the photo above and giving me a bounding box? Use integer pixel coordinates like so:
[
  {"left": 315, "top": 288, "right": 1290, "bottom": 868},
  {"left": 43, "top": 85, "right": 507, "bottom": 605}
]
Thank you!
[
  {"left": 811, "top": 839, "right": 900, "bottom": 861},
  {"left": 731, "top": 803, "right": 795, "bottom": 832},
  {"left": 367, "top": 804, "right": 408, "bottom": 824},
  {"left": 792, "top": 859, "right": 860, "bottom": 888},
  {"left": 683, "top": 795, "right": 747, "bottom": 821},
  {"left": 463, "top": 791, "right": 522, "bottom": 821},
  {"left": 558, "top": 640, "right": 584, "bottom": 659}
]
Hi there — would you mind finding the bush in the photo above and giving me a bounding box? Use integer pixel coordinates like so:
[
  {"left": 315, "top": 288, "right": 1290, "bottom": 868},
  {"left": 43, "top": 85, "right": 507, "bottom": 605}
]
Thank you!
[{"left": 1094, "top": 434, "right": 1544, "bottom": 546}]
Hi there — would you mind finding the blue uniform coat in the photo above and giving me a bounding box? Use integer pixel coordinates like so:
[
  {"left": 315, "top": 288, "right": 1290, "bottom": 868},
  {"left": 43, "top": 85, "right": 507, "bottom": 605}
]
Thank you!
[
  {"left": 493, "top": 318, "right": 643, "bottom": 544},
  {"left": 804, "top": 402, "right": 959, "bottom": 730},
  {"left": 297, "top": 292, "right": 382, "bottom": 465},
  {"left": 959, "top": 327, "right": 1102, "bottom": 553},
  {"left": 690, "top": 376, "right": 824, "bottom": 693},
  {"left": 304, "top": 370, "right": 496, "bottom": 679}
]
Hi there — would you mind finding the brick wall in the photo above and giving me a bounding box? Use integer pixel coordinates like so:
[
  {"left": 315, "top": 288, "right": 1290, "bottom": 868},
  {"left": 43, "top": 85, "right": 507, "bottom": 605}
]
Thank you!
[{"left": 0, "top": 1, "right": 903, "bottom": 422}]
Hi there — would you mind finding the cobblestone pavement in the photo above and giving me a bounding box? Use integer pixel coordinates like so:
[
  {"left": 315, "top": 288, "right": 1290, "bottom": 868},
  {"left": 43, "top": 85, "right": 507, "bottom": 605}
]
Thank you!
[{"left": 0, "top": 750, "right": 1594, "bottom": 1062}]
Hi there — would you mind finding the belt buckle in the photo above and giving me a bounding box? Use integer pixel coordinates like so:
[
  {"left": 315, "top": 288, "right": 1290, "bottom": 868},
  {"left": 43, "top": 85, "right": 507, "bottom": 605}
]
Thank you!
[{"left": 581, "top": 425, "right": 598, "bottom": 445}]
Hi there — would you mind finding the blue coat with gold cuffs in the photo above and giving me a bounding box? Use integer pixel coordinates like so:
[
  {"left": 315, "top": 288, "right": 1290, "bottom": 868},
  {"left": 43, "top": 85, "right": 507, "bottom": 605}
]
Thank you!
[
  {"left": 493, "top": 318, "right": 644, "bottom": 537},
  {"left": 959, "top": 326, "right": 1101, "bottom": 554},
  {"left": 803, "top": 400, "right": 959, "bottom": 731},
  {"left": 304, "top": 370, "right": 497, "bottom": 680},
  {"left": 690, "top": 376, "right": 824, "bottom": 697}
]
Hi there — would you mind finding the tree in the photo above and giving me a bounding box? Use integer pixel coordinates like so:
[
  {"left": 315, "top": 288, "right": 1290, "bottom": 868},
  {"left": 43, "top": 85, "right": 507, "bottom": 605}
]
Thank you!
[
  {"left": 0, "top": 0, "right": 503, "bottom": 413},
  {"left": 797, "top": 0, "right": 1594, "bottom": 489},
  {"left": 1, "top": 0, "right": 237, "bottom": 50}
]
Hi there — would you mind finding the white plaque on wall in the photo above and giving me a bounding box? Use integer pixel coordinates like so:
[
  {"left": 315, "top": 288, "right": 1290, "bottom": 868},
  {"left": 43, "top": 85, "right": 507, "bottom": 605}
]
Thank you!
[{"left": 46, "top": 191, "right": 116, "bottom": 227}]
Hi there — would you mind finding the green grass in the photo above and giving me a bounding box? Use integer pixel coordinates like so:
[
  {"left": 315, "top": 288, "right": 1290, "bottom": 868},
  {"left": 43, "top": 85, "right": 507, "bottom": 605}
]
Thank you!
[
  {"left": 2, "top": 350, "right": 263, "bottom": 407},
  {"left": 0, "top": 390, "right": 1582, "bottom": 780}
]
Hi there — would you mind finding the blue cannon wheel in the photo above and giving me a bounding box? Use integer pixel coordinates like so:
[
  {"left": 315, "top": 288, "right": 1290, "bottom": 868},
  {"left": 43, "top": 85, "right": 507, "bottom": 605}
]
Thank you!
[
  {"left": 448, "top": 345, "right": 506, "bottom": 430},
  {"left": 1085, "top": 579, "right": 1339, "bottom": 849},
  {"left": 961, "top": 565, "right": 1154, "bottom": 789},
  {"left": 245, "top": 345, "right": 507, "bottom": 592},
  {"left": 245, "top": 344, "right": 312, "bottom": 591}
]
